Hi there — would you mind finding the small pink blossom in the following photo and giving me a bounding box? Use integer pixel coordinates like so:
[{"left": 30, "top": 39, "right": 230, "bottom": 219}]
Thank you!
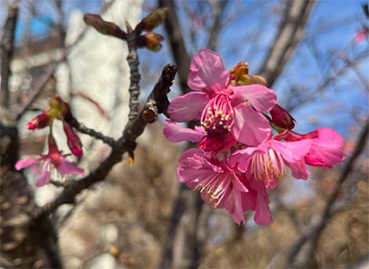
[
  {"left": 177, "top": 148, "right": 273, "bottom": 225},
  {"left": 167, "top": 49, "right": 277, "bottom": 148},
  {"left": 277, "top": 128, "right": 345, "bottom": 168},
  {"left": 230, "top": 137, "right": 311, "bottom": 191},
  {"left": 15, "top": 136, "right": 84, "bottom": 187},
  {"left": 177, "top": 148, "right": 250, "bottom": 225}
]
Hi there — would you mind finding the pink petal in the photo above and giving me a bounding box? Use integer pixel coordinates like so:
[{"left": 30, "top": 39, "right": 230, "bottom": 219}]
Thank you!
[
  {"left": 230, "top": 84, "right": 276, "bottom": 112},
  {"left": 270, "top": 140, "right": 311, "bottom": 163},
  {"left": 285, "top": 159, "right": 310, "bottom": 180},
  {"left": 15, "top": 157, "right": 42, "bottom": 170},
  {"left": 177, "top": 148, "right": 212, "bottom": 184},
  {"left": 254, "top": 190, "right": 272, "bottom": 225},
  {"left": 187, "top": 49, "right": 228, "bottom": 92},
  {"left": 35, "top": 169, "right": 51, "bottom": 187},
  {"left": 224, "top": 190, "right": 246, "bottom": 225},
  {"left": 305, "top": 128, "right": 344, "bottom": 168},
  {"left": 163, "top": 120, "right": 205, "bottom": 143},
  {"left": 232, "top": 104, "right": 271, "bottom": 146},
  {"left": 57, "top": 160, "right": 84, "bottom": 175},
  {"left": 168, "top": 91, "right": 209, "bottom": 122},
  {"left": 228, "top": 146, "right": 267, "bottom": 172}
]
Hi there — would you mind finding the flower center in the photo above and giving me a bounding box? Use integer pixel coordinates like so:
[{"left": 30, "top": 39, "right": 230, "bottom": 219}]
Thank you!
[
  {"left": 201, "top": 94, "right": 234, "bottom": 136},
  {"left": 250, "top": 149, "right": 287, "bottom": 187},
  {"left": 194, "top": 158, "right": 233, "bottom": 209}
]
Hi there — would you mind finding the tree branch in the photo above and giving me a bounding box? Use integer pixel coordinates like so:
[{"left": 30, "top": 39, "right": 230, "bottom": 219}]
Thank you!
[
  {"left": 31, "top": 63, "right": 177, "bottom": 225},
  {"left": 0, "top": 0, "right": 19, "bottom": 110},
  {"left": 258, "top": 0, "right": 316, "bottom": 87}
]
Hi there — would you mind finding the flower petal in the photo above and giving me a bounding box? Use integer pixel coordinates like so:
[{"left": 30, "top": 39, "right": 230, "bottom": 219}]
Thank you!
[
  {"left": 187, "top": 49, "right": 228, "bottom": 92},
  {"left": 285, "top": 159, "right": 310, "bottom": 180},
  {"left": 15, "top": 157, "right": 42, "bottom": 170},
  {"left": 35, "top": 169, "right": 51, "bottom": 187},
  {"left": 305, "top": 128, "right": 345, "bottom": 168},
  {"left": 254, "top": 190, "right": 272, "bottom": 225},
  {"left": 232, "top": 104, "right": 271, "bottom": 146},
  {"left": 57, "top": 160, "right": 84, "bottom": 175},
  {"left": 168, "top": 91, "right": 209, "bottom": 122},
  {"left": 163, "top": 120, "right": 205, "bottom": 143},
  {"left": 177, "top": 148, "right": 212, "bottom": 184},
  {"left": 230, "top": 84, "right": 276, "bottom": 112},
  {"left": 270, "top": 140, "right": 311, "bottom": 163},
  {"left": 224, "top": 190, "right": 246, "bottom": 225}
]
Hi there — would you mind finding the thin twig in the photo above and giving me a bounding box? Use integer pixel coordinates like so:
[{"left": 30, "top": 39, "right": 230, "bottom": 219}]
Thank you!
[
  {"left": 287, "top": 52, "right": 369, "bottom": 112},
  {"left": 31, "top": 64, "right": 177, "bottom": 225},
  {"left": 258, "top": 0, "right": 316, "bottom": 87},
  {"left": 70, "top": 117, "right": 116, "bottom": 147},
  {"left": 126, "top": 26, "right": 141, "bottom": 122}
]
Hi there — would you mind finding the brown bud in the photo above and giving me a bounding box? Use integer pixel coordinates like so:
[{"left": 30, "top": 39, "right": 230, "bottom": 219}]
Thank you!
[
  {"left": 137, "top": 33, "right": 164, "bottom": 51},
  {"left": 138, "top": 8, "right": 168, "bottom": 32},
  {"left": 83, "top": 14, "right": 126, "bottom": 39}
]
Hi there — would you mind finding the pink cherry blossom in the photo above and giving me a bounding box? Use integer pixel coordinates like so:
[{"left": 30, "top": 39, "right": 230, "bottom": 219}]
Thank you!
[
  {"left": 277, "top": 128, "right": 345, "bottom": 168},
  {"left": 177, "top": 148, "right": 251, "bottom": 225},
  {"left": 177, "top": 148, "right": 274, "bottom": 225},
  {"left": 229, "top": 137, "right": 311, "bottom": 191},
  {"left": 167, "top": 49, "right": 277, "bottom": 147},
  {"left": 15, "top": 136, "right": 84, "bottom": 187}
]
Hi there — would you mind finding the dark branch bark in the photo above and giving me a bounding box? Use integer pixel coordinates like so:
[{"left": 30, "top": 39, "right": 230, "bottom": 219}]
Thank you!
[
  {"left": 126, "top": 28, "right": 141, "bottom": 121},
  {"left": 0, "top": 0, "right": 18, "bottom": 110},
  {"left": 258, "top": 0, "right": 316, "bottom": 87}
]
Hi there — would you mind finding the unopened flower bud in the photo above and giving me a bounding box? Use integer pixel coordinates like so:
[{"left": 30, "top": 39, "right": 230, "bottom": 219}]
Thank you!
[
  {"left": 270, "top": 104, "right": 295, "bottom": 130},
  {"left": 28, "top": 110, "right": 51, "bottom": 130},
  {"left": 137, "top": 33, "right": 164, "bottom": 51},
  {"left": 229, "top": 62, "right": 249, "bottom": 81},
  {"left": 49, "top": 94, "right": 73, "bottom": 121},
  {"left": 229, "top": 62, "right": 267, "bottom": 86},
  {"left": 238, "top": 75, "right": 267, "bottom": 86},
  {"left": 83, "top": 14, "right": 126, "bottom": 39},
  {"left": 63, "top": 122, "right": 83, "bottom": 157},
  {"left": 138, "top": 8, "right": 168, "bottom": 32}
]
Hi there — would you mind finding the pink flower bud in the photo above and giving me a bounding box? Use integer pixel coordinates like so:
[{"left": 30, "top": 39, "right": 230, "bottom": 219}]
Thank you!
[
  {"left": 138, "top": 8, "right": 168, "bottom": 32},
  {"left": 63, "top": 122, "right": 83, "bottom": 157},
  {"left": 28, "top": 110, "right": 51, "bottom": 130},
  {"left": 270, "top": 104, "right": 295, "bottom": 130}
]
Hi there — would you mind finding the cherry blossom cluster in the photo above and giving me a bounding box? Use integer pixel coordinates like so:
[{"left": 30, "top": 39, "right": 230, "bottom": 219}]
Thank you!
[
  {"left": 164, "top": 49, "right": 344, "bottom": 225},
  {"left": 15, "top": 95, "right": 84, "bottom": 187}
]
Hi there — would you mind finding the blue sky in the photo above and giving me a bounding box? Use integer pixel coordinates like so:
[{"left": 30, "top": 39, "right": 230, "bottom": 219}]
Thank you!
[{"left": 3, "top": 0, "right": 368, "bottom": 138}]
